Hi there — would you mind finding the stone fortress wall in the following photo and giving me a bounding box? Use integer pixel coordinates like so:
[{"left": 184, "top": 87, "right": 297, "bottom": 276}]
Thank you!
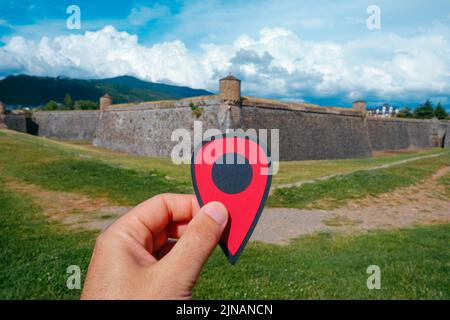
[
  {"left": 4, "top": 113, "right": 28, "bottom": 133},
  {"left": 367, "top": 117, "right": 449, "bottom": 150},
  {"left": 32, "top": 110, "right": 100, "bottom": 141},
  {"left": 0, "top": 76, "right": 449, "bottom": 160},
  {"left": 93, "top": 97, "right": 227, "bottom": 157},
  {"left": 237, "top": 99, "right": 373, "bottom": 160}
]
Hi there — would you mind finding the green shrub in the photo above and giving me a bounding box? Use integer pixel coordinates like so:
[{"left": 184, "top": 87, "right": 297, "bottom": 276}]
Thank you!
[
  {"left": 396, "top": 107, "right": 413, "bottom": 118},
  {"left": 42, "top": 100, "right": 59, "bottom": 111},
  {"left": 414, "top": 100, "right": 435, "bottom": 119},
  {"left": 74, "top": 100, "right": 99, "bottom": 110},
  {"left": 190, "top": 102, "right": 203, "bottom": 118},
  {"left": 434, "top": 103, "right": 448, "bottom": 120},
  {"left": 63, "top": 93, "right": 74, "bottom": 110}
]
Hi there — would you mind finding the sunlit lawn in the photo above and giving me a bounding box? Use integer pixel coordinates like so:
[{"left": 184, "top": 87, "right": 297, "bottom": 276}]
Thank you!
[{"left": 1, "top": 129, "right": 449, "bottom": 299}]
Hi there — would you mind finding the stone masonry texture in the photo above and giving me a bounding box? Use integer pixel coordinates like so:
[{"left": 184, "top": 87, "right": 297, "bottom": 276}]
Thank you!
[
  {"left": 367, "top": 118, "right": 450, "bottom": 151},
  {"left": 32, "top": 110, "right": 100, "bottom": 141},
  {"left": 3, "top": 98, "right": 449, "bottom": 160},
  {"left": 238, "top": 103, "right": 373, "bottom": 160}
]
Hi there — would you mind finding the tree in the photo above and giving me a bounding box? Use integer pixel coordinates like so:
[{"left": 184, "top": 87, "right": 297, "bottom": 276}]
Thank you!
[
  {"left": 74, "top": 100, "right": 99, "bottom": 110},
  {"left": 43, "top": 100, "right": 58, "bottom": 111},
  {"left": 414, "top": 100, "right": 434, "bottom": 119},
  {"left": 434, "top": 103, "right": 448, "bottom": 120},
  {"left": 63, "top": 93, "right": 74, "bottom": 110},
  {"left": 396, "top": 107, "right": 413, "bottom": 118}
]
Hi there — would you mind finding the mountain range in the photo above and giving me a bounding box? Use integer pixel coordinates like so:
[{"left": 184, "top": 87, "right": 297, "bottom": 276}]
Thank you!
[{"left": 0, "top": 75, "right": 213, "bottom": 107}]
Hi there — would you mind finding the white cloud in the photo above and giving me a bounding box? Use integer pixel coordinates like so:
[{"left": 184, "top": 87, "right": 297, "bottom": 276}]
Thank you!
[
  {"left": 1, "top": 25, "right": 450, "bottom": 103},
  {"left": 127, "top": 4, "right": 170, "bottom": 26},
  {"left": 218, "top": 27, "right": 450, "bottom": 101},
  {"left": 0, "top": 26, "right": 206, "bottom": 88}
]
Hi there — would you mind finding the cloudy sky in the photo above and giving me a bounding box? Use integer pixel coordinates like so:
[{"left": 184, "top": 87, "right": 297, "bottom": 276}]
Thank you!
[{"left": 1, "top": 0, "right": 450, "bottom": 107}]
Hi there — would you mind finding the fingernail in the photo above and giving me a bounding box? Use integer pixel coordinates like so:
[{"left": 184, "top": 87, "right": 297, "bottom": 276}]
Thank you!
[{"left": 203, "top": 202, "right": 228, "bottom": 226}]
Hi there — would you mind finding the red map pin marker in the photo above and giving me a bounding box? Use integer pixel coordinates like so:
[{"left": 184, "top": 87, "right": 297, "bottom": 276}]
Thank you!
[{"left": 191, "top": 133, "right": 272, "bottom": 264}]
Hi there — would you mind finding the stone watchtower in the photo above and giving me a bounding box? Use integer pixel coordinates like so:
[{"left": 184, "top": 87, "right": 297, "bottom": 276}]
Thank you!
[
  {"left": 219, "top": 75, "right": 241, "bottom": 105},
  {"left": 0, "top": 101, "right": 7, "bottom": 129},
  {"left": 100, "top": 94, "right": 113, "bottom": 111},
  {"left": 352, "top": 100, "right": 367, "bottom": 113},
  {"left": 218, "top": 75, "right": 242, "bottom": 129}
]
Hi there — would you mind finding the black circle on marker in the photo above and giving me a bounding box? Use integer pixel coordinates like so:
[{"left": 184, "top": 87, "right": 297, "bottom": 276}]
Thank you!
[{"left": 212, "top": 153, "right": 253, "bottom": 194}]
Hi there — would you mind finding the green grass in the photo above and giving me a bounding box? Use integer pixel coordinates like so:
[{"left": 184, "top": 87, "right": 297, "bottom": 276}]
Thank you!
[
  {"left": 269, "top": 152, "right": 450, "bottom": 209},
  {"left": 1, "top": 129, "right": 448, "bottom": 209},
  {"left": 0, "top": 131, "right": 191, "bottom": 205},
  {"left": 273, "top": 148, "right": 444, "bottom": 186},
  {"left": 1, "top": 180, "right": 449, "bottom": 299},
  {"left": 0, "top": 182, "right": 96, "bottom": 299},
  {"left": 15, "top": 159, "right": 190, "bottom": 205},
  {"left": 0, "top": 130, "right": 192, "bottom": 184},
  {"left": 195, "top": 225, "right": 450, "bottom": 299},
  {"left": 438, "top": 172, "right": 450, "bottom": 197},
  {"left": 1, "top": 130, "right": 449, "bottom": 299},
  {"left": 1, "top": 129, "right": 445, "bottom": 189},
  {"left": 1, "top": 128, "right": 449, "bottom": 210}
]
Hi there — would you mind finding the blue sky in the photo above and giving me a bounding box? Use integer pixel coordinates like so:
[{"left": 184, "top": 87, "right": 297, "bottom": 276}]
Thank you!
[{"left": 1, "top": 0, "right": 450, "bottom": 108}]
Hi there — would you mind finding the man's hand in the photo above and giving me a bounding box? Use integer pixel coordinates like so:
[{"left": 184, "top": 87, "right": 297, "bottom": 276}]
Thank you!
[{"left": 81, "top": 194, "right": 228, "bottom": 300}]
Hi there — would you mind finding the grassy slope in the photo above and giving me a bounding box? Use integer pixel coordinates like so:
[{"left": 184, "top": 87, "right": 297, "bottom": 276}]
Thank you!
[
  {"left": 3, "top": 131, "right": 192, "bottom": 184},
  {"left": 0, "top": 131, "right": 191, "bottom": 205},
  {"left": 273, "top": 148, "right": 443, "bottom": 186},
  {"left": 438, "top": 171, "right": 450, "bottom": 198},
  {"left": 1, "top": 130, "right": 449, "bottom": 299},
  {"left": 1, "top": 129, "right": 446, "bottom": 190},
  {"left": 2, "top": 130, "right": 447, "bottom": 209},
  {"left": 0, "top": 184, "right": 95, "bottom": 299},
  {"left": 1, "top": 185, "right": 448, "bottom": 299},
  {"left": 196, "top": 225, "right": 450, "bottom": 299},
  {"left": 63, "top": 139, "right": 444, "bottom": 187},
  {"left": 269, "top": 151, "right": 450, "bottom": 209}
]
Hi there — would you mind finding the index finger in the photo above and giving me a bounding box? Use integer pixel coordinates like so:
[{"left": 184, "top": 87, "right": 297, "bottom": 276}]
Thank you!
[{"left": 108, "top": 193, "right": 200, "bottom": 249}]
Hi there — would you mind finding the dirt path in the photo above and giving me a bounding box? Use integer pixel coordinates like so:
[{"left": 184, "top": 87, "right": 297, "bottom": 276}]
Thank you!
[
  {"left": 3, "top": 179, "right": 129, "bottom": 230},
  {"left": 272, "top": 152, "right": 445, "bottom": 192},
  {"left": 4, "top": 165, "right": 449, "bottom": 245},
  {"left": 252, "top": 166, "right": 450, "bottom": 244}
]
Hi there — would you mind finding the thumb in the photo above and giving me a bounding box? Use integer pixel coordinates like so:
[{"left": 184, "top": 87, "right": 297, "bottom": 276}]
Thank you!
[{"left": 162, "top": 201, "right": 228, "bottom": 283}]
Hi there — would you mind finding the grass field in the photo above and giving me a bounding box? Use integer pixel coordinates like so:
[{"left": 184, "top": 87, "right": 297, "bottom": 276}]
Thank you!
[
  {"left": 438, "top": 171, "right": 450, "bottom": 198},
  {"left": 196, "top": 225, "right": 450, "bottom": 299},
  {"left": 0, "top": 129, "right": 449, "bottom": 299},
  {"left": 269, "top": 152, "right": 450, "bottom": 209},
  {"left": 273, "top": 148, "right": 443, "bottom": 186},
  {"left": 0, "top": 129, "right": 448, "bottom": 207},
  {"left": 0, "top": 130, "right": 191, "bottom": 205},
  {"left": 1, "top": 129, "right": 445, "bottom": 187},
  {"left": 1, "top": 182, "right": 448, "bottom": 299},
  {"left": 0, "top": 183, "right": 95, "bottom": 299}
]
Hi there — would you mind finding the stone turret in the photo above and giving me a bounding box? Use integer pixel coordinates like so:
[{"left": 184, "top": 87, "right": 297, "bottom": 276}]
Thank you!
[
  {"left": 219, "top": 75, "right": 241, "bottom": 105},
  {"left": 0, "top": 101, "right": 7, "bottom": 129},
  {"left": 352, "top": 100, "right": 367, "bottom": 113},
  {"left": 100, "top": 94, "right": 113, "bottom": 111}
]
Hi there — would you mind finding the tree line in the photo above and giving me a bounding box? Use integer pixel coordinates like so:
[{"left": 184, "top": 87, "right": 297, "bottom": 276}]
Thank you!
[
  {"left": 396, "top": 100, "right": 448, "bottom": 120},
  {"left": 41, "top": 93, "right": 99, "bottom": 111}
]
